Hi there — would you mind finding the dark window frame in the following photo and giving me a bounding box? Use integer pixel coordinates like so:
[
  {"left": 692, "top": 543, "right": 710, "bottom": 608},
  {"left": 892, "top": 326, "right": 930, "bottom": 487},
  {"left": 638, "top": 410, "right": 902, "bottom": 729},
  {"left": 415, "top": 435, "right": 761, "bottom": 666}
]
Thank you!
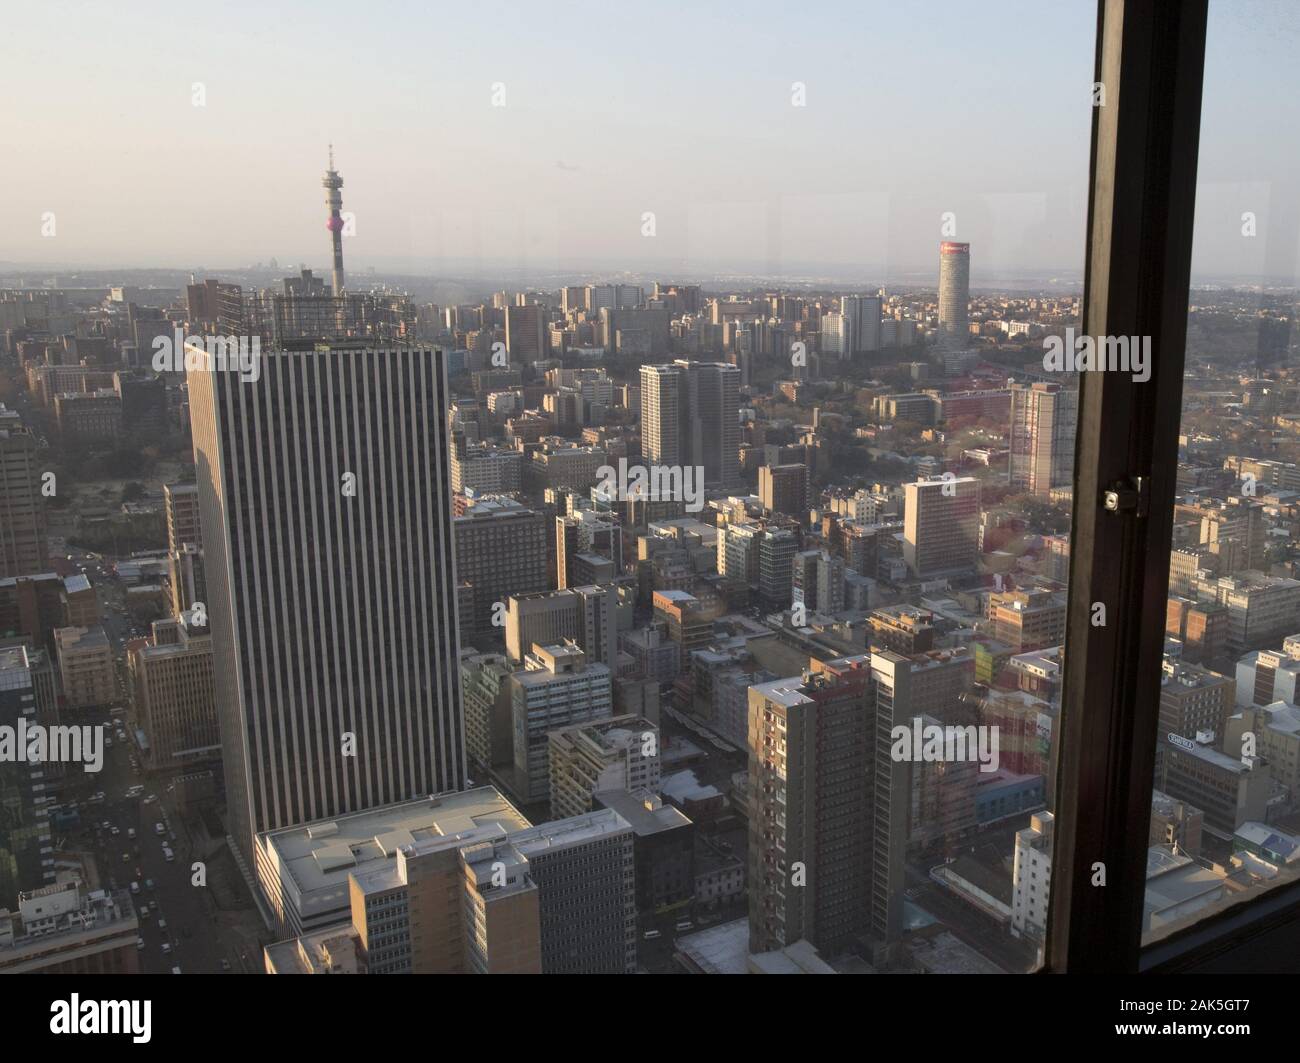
[{"left": 1049, "top": 0, "right": 1298, "bottom": 974}]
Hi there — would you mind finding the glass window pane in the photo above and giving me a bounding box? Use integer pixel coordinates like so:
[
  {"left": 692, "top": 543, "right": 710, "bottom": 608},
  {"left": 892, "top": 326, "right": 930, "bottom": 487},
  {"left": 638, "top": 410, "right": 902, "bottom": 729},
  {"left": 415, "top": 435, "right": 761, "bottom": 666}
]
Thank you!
[{"left": 1142, "top": 0, "right": 1300, "bottom": 947}]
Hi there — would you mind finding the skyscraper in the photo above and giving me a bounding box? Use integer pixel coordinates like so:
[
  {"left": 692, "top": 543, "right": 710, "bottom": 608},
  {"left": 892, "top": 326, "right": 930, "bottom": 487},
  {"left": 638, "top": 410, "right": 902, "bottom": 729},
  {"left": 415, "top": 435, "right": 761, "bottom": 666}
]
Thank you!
[
  {"left": 454, "top": 499, "right": 550, "bottom": 645},
  {"left": 510, "top": 642, "right": 612, "bottom": 804},
  {"left": 639, "top": 361, "right": 739, "bottom": 488},
  {"left": 504, "top": 303, "right": 547, "bottom": 362},
  {"left": 0, "top": 408, "right": 49, "bottom": 579},
  {"left": 759, "top": 463, "right": 809, "bottom": 519},
  {"left": 1008, "top": 382, "right": 1079, "bottom": 496},
  {"left": 639, "top": 364, "right": 681, "bottom": 466},
  {"left": 679, "top": 360, "right": 740, "bottom": 488},
  {"left": 903, "top": 475, "right": 981, "bottom": 578},
  {"left": 0, "top": 647, "right": 53, "bottom": 907},
  {"left": 841, "top": 294, "right": 883, "bottom": 355},
  {"left": 938, "top": 242, "right": 970, "bottom": 342},
  {"left": 748, "top": 659, "right": 873, "bottom": 955},
  {"left": 188, "top": 342, "right": 465, "bottom": 864}
]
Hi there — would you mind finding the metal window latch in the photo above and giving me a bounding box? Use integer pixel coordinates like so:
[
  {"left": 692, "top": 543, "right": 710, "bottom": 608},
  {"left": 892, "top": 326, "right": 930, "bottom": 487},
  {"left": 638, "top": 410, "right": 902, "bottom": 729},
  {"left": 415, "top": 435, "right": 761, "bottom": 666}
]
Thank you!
[{"left": 1103, "top": 476, "right": 1149, "bottom": 517}]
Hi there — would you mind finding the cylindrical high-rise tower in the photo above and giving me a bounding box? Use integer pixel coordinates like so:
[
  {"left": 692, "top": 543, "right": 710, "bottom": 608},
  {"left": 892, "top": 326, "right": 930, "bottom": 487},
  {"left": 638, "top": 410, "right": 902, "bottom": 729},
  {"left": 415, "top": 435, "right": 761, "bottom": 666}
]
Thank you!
[
  {"left": 938, "top": 241, "right": 970, "bottom": 342},
  {"left": 323, "top": 146, "right": 345, "bottom": 296}
]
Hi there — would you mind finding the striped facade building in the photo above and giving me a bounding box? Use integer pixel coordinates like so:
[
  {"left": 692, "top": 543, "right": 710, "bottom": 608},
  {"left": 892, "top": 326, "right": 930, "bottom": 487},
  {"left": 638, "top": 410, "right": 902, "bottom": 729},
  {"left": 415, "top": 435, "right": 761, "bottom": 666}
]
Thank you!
[{"left": 187, "top": 342, "right": 465, "bottom": 865}]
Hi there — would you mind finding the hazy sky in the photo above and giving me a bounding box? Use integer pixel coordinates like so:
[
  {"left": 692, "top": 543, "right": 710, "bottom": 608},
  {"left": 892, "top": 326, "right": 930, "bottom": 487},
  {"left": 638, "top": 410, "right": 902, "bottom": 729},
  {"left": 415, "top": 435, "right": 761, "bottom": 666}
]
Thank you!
[{"left": 2, "top": 0, "right": 1297, "bottom": 283}]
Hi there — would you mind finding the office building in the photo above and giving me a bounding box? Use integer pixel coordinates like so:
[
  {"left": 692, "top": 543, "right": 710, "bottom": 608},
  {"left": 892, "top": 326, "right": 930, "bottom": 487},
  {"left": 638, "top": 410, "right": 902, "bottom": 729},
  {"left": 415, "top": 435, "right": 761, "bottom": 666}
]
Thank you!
[
  {"left": 841, "top": 294, "right": 883, "bottom": 355},
  {"left": 748, "top": 659, "right": 873, "bottom": 956},
  {"left": 867, "top": 606, "right": 935, "bottom": 655},
  {"left": 1224, "top": 703, "right": 1300, "bottom": 800},
  {"left": 1193, "top": 573, "right": 1300, "bottom": 654},
  {"left": 53, "top": 625, "right": 115, "bottom": 708},
  {"left": 460, "top": 809, "right": 635, "bottom": 973},
  {"left": 510, "top": 643, "right": 613, "bottom": 805},
  {"left": 640, "top": 361, "right": 740, "bottom": 488},
  {"left": 504, "top": 303, "right": 546, "bottom": 361},
  {"left": 903, "top": 476, "right": 981, "bottom": 578},
  {"left": 556, "top": 509, "right": 621, "bottom": 590},
  {"left": 450, "top": 441, "right": 523, "bottom": 496},
  {"left": 989, "top": 589, "right": 1068, "bottom": 653},
  {"left": 757, "top": 525, "right": 799, "bottom": 607},
  {"left": 255, "top": 788, "right": 530, "bottom": 939},
  {"left": 759, "top": 463, "right": 809, "bottom": 519},
  {"left": 652, "top": 590, "right": 718, "bottom": 670},
  {"left": 1236, "top": 646, "right": 1300, "bottom": 707},
  {"left": 460, "top": 652, "right": 514, "bottom": 773},
  {"left": 593, "top": 788, "right": 695, "bottom": 917},
  {"left": 454, "top": 498, "right": 550, "bottom": 645},
  {"left": 1008, "top": 383, "right": 1078, "bottom": 497},
  {"left": 0, "top": 411, "right": 49, "bottom": 578},
  {"left": 548, "top": 714, "right": 661, "bottom": 819},
  {"left": 1011, "top": 812, "right": 1054, "bottom": 941},
  {"left": 1159, "top": 658, "right": 1234, "bottom": 742},
  {"left": 1166, "top": 597, "right": 1228, "bottom": 664},
  {"left": 1155, "top": 735, "right": 1271, "bottom": 836},
  {"left": 1199, "top": 499, "right": 1267, "bottom": 575},
  {"left": 0, "top": 647, "right": 52, "bottom": 905},
  {"left": 128, "top": 609, "right": 219, "bottom": 770},
  {"left": 0, "top": 883, "right": 139, "bottom": 974},
  {"left": 640, "top": 364, "right": 681, "bottom": 467},
  {"left": 188, "top": 343, "right": 465, "bottom": 864}
]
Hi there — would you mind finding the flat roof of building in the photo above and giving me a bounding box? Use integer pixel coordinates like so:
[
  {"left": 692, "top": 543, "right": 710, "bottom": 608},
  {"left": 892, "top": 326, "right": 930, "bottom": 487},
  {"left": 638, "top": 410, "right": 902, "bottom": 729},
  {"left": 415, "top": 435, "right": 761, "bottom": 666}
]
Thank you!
[
  {"left": 675, "top": 917, "right": 750, "bottom": 974},
  {"left": 258, "top": 787, "right": 530, "bottom": 918},
  {"left": 594, "top": 788, "right": 692, "bottom": 836}
]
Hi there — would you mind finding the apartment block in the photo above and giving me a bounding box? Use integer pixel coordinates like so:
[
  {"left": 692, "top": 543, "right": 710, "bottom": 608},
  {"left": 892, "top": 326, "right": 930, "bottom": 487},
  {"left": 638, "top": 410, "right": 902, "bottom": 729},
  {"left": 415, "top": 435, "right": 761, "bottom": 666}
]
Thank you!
[
  {"left": 454, "top": 498, "right": 550, "bottom": 645},
  {"left": 903, "top": 476, "right": 980, "bottom": 579},
  {"left": 548, "top": 714, "right": 661, "bottom": 819},
  {"left": 748, "top": 658, "right": 873, "bottom": 956},
  {"left": 53, "top": 625, "right": 115, "bottom": 709},
  {"left": 510, "top": 643, "right": 613, "bottom": 805},
  {"left": 1158, "top": 658, "right": 1235, "bottom": 741},
  {"left": 128, "top": 609, "right": 219, "bottom": 770}
]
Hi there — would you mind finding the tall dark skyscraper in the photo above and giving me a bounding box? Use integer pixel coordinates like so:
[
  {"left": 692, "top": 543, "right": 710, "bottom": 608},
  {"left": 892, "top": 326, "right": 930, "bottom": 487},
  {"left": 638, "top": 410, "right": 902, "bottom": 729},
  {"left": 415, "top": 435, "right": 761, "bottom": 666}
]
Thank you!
[
  {"left": 639, "top": 360, "right": 739, "bottom": 488},
  {"left": 188, "top": 343, "right": 465, "bottom": 864}
]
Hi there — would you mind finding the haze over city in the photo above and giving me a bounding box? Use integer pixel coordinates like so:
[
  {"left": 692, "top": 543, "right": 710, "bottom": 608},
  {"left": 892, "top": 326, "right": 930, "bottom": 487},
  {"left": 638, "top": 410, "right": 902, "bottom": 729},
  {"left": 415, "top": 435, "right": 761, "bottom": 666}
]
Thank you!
[{"left": 2, "top": 1, "right": 1296, "bottom": 283}]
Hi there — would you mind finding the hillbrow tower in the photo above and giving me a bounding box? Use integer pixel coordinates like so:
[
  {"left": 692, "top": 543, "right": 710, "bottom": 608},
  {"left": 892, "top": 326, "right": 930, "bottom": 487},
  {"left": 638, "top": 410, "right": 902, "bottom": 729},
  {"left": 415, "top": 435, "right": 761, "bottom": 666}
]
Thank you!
[{"left": 323, "top": 146, "right": 345, "bottom": 296}]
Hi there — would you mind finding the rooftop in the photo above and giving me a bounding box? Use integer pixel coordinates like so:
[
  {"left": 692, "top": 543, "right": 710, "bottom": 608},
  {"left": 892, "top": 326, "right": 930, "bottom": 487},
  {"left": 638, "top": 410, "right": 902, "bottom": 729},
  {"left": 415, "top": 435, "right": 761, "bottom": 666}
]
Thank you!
[
  {"left": 258, "top": 787, "right": 530, "bottom": 919},
  {"left": 594, "top": 788, "right": 692, "bottom": 836}
]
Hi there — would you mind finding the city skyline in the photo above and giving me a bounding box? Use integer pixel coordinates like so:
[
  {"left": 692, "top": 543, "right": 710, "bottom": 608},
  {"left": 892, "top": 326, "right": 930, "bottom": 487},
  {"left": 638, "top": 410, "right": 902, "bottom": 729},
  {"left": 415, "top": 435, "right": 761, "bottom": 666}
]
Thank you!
[{"left": 3, "top": 0, "right": 1300, "bottom": 1000}]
